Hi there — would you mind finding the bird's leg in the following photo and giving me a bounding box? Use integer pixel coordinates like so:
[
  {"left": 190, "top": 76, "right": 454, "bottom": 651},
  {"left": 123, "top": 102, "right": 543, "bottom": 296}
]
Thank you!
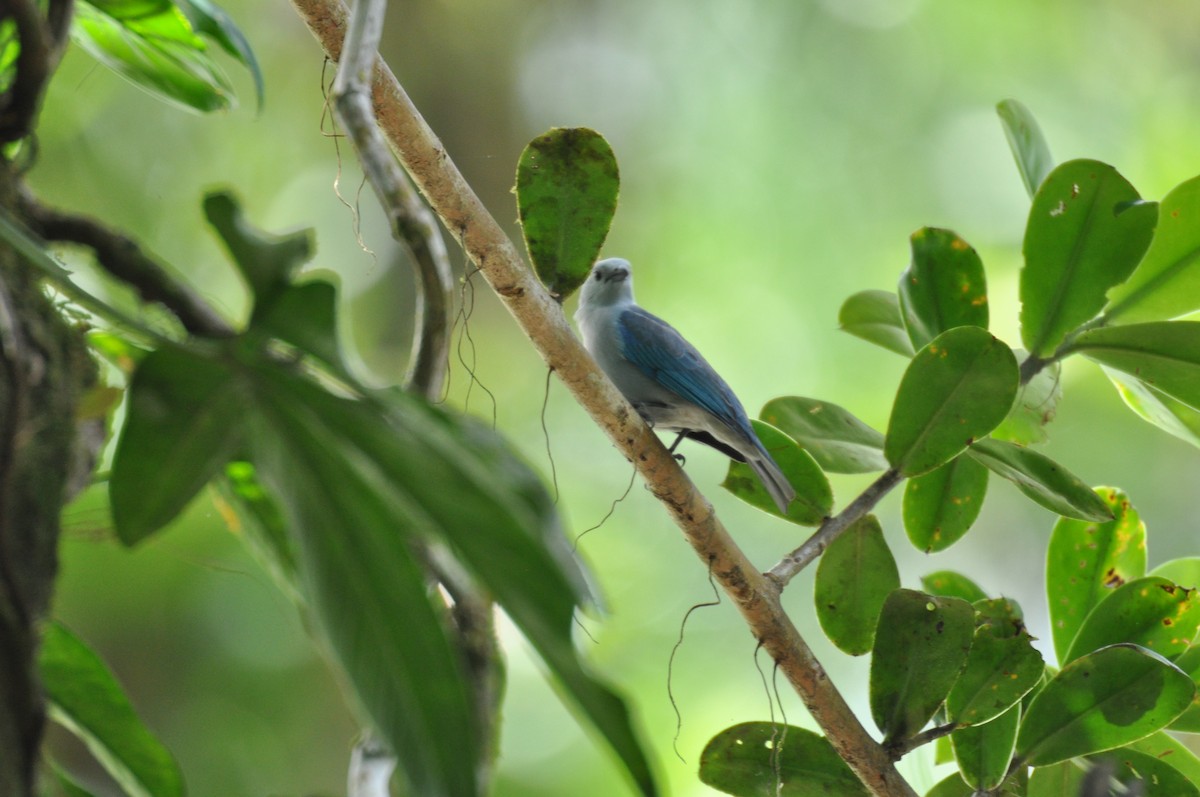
[{"left": 667, "top": 431, "right": 688, "bottom": 465}]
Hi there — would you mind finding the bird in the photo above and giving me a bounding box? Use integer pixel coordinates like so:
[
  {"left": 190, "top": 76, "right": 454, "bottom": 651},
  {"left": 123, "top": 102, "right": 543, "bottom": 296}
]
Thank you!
[{"left": 574, "top": 257, "right": 796, "bottom": 514}]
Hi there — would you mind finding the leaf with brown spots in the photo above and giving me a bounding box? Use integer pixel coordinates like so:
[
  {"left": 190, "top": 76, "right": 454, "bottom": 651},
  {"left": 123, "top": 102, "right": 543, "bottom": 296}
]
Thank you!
[{"left": 1065, "top": 576, "right": 1200, "bottom": 664}]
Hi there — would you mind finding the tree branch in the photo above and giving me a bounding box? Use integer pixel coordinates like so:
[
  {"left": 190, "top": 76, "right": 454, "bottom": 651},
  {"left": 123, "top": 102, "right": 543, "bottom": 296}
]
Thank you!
[
  {"left": 884, "top": 722, "right": 957, "bottom": 761},
  {"left": 288, "top": 3, "right": 916, "bottom": 795}
]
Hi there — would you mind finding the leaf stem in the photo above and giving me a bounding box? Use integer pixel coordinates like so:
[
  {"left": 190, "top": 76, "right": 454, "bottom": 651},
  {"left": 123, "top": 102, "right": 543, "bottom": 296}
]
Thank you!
[
  {"left": 766, "top": 468, "right": 903, "bottom": 589},
  {"left": 883, "top": 722, "right": 958, "bottom": 761}
]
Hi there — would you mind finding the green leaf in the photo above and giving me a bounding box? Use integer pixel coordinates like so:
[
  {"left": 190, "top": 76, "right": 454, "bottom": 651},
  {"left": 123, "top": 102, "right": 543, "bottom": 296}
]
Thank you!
[
  {"left": 245, "top": 364, "right": 655, "bottom": 796},
  {"left": 898, "top": 227, "right": 988, "bottom": 350},
  {"left": 722, "top": 420, "right": 831, "bottom": 525},
  {"left": 1045, "top": 487, "right": 1146, "bottom": 664},
  {"left": 951, "top": 702, "right": 1020, "bottom": 791},
  {"left": 993, "top": 355, "right": 1062, "bottom": 445},
  {"left": 49, "top": 760, "right": 102, "bottom": 797},
  {"left": 759, "top": 396, "right": 887, "bottom": 474},
  {"left": 110, "top": 345, "right": 245, "bottom": 545},
  {"left": 1019, "top": 159, "right": 1156, "bottom": 357},
  {"left": 902, "top": 455, "right": 989, "bottom": 552},
  {"left": 924, "top": 773, "right": 973, "bottom": 797},
  {"left": 202, "top": 190, "right": 314, "bottom": 313},
  {"left": 920, "top": 570, "right": 988, "bottom": 604},
  {"left": 39, "top": 622, "right": 184, "bottom": 797},
  {"left": 1026, "top": 761, "right": 1083, "bottom": 797},
  {"left": 884, "top": 327, "right": 1019, "bottom": 477},
  {"left": 838, "top": 289, "right": 915, "bottom": 356},
  {"left": 1105, "top": 175, "right": 1200, "bottom": 323},
  {"left": 698, "top": 723, "right": 869, "bottom": 797},
  {"left": 72, "top": 0, "right": 235, "bottom": 113},
  {"left": 174, "top": 0, "right": 264, "bottom": 111},
  {"left": 251, "top": 279, "right": 345, "bottom": 374},
  {"left": 1015, "top": 644, "right": 1196, "bottom": 767},
  {"left": 1168, "top": 645, "right": 1200, "bottom": 732},
  {"left": 1089, "top": 747, "right": 1200, "bottom": 797},
  {"left": 967, "top": 437, "right": 1114, "bottom": 522},
  {"left": 870, "top": 589, "right": 975, "bottom": 742},
  {"left": 1126, "top": 731, "right": 1200, "bottom": 786},
  {"left": 815, "top": 515, "right": 899, "bottom": 656},
  {"left": 1066, "top": 321, "right": 1200, "bottom": 410},
  {"left": 1150, "top": 558, "right": 1200, "bottom": 588},
  {"left": 515, "top": 128, "right": 619, "bottom": 300},
  {"left": 946, "top": 612, "right": 1044, "bottom": 727},
  {"left": 1107, "top": 366, "right": 1200, "bottom": 449},
  {"left": 997, "top": 99, "right": 1055, "bottom": 198},
  {"left": 1065, "top": 576, "right": 1200, "bottom": 664}
]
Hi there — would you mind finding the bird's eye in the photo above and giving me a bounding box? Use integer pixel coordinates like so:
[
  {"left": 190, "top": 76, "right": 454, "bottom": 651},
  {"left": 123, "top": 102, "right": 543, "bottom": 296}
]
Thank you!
[{"left": 594, "top": 271, "right": 602, "bottom": 280}]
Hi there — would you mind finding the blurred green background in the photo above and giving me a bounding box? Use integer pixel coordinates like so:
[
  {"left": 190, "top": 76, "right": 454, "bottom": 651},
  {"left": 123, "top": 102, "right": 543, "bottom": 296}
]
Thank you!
[{"left": 33, "top": 0, "right": 1200, "bottom": 794}]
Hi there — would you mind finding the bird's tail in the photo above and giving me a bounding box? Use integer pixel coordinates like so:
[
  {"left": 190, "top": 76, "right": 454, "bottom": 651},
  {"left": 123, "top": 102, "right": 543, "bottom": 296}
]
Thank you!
[{"left": 749, "top": 452, "right": 797, "bottom": 515}]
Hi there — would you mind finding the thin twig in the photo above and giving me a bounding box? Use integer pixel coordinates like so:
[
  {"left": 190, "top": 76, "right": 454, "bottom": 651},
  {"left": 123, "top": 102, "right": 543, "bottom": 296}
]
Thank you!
[
  {"left": 884, "top": 722, "right": 957, "bottom": 761},
  {"left": 288, "top": 3, "right": 917, "bottom": 795},
  {"left": 767, "top": 468, "right": 903, "bottom": 588}
]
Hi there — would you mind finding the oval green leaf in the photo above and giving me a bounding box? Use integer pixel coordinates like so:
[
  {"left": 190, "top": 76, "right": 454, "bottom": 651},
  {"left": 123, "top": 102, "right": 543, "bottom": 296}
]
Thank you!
[
  {"left": 924, "top": 773, "right": 973, "bottom": 797},
  {"left": 1015, "top": 644, "right": 1196, "bottom": 767},
  {"left": 1106, "top": 365, "right": 1200, "bottom": 449},
  {"left": 722, "top": 420, "right": 832, "bottom": 525},
  {"left": 967, "top": 437, "right": 1114, "bottom": 522},
  {"left": 39, "top": 622, "right": 184, "bottom": 797},
  {"left": 760, "top": 396, "right": 888, "bottom": 474},
  {"left": 515, "top": 127, "right": 619, "bottom": 300},
  {"left": 1045, "top": 487, "right": 1146, "bottom": 663},
  {"left": 903, "top": 455, "right": 989, "bottom": 552},
  {"left": 1020, "top": 159, "right": 1156, "bottom": 357},
  {"left": 1127, "top": 730, "right": 1200, "bottom": 786},
  {"left": 951, "top": 702, "right": 1020, "bottom": 791},
  {"left": 815, "top": 515, "right": 900, "bottom": 656},
  {"left": 885, "top": 326, "right": 1019, "bottom": 477},
  {"left": 1105, "top": 174, "right": 1200, "bottom": 323},
  {"left": 1150, "top": 558, "right": 1200, "bottom": 589},
  {"left": 1067, "top": 321, "right": 1200, "bottom": 410},
  {"left": 898, "top": 227, "right": 988, "bottom": 350},
  {"left": 870, "top": 589, "right": 975, "bottom": 742},
  {"left": 920, "top": 570, "right": 988, "bottom": 604},
  {"left": 1168, "top": 646, "right": 1200, "bottom": 731},
  {"left": 1089, "top": 747, "right": 1200, "bottom": 797},
  {"left": 838, "top": 289, "right": 915, "bottom": 356},
  {"left": 698, "top": 723, "right": 869, "bottom": 797},
  {"left": 997, "top": 99, "right": 1055, "bottom": 198},
  {"left": 946, "top": 614, "right": 1044, "bottom": 727},
  {"left": 1065, "top": 576, "right": 1200, "bottom": 664}
]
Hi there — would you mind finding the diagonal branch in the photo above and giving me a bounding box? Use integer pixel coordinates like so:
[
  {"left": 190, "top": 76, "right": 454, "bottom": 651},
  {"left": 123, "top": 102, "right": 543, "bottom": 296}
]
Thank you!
[{"left": 289, "top": 2, "right": 916, "bottom": 795}]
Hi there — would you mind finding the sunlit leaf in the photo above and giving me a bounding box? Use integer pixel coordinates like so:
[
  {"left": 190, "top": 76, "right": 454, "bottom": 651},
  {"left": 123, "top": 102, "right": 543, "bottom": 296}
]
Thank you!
[
  {"left": 920, "top": 570, "right": 987, "bottom": 604},
  {"left": 175, "top": 0, "right": 264, "bottom": 111},
  {"left": 1107, "top": 366, "right": 1200, "bottom": 449},
  {"left": 838, "top": 289, "right": 915, "bottom": 356},
  {"left": 515, "top": 127, "right": 619, "bottom": 300},
  {"left": 946, "top": 613, "right": 1044, "bottom": 727},
  {"left": 72, "top": 0, "right": 235, "bottom": 113},
  {"left": 924, "top": 773, "right": 973, "bottom": 797},
  {"left": 997, "top": 99, "right": 1055, "bottom": 198},
  {"left": 39, "top": 622, "right": 184, "bottom": 797},
  {"left": 993, "top": 354, "right": 1061, "bottom": 445},
  {"left": 1015, "top": 644, "right": 1195, "bottom": 767},
  {"left": 698, "top": 723, "right": 869, "bottom": 797},
  {"left": 885, "top": 327, "right": 1018, "bottom": 477},
  {"left": 759, "top": 396, "right": 887, "bottom": 474},
  {"left": 1105, "top": 174, "right": 1200, "bottom": 323},
  {"left": 1090, "top": 747, "right": 1200, "bottom": 797},
  {"left": 1066, "top": 576, "right": 1200, "bottom": 664},
  {"left": 1126, "top": 731, "right": 1200, "bottom": 786},
  {"left": 109, "top": 345, "right": 245, "bottom": 545},
  {"left": 1168, "top": 645, "right": 1200, "bottom": 731},
  {"left": 870, "top": 589, "right": 975, "bottom": 742},
  {"left": 967, "top": 437, "right": 1113, "bottom": 522},
  {"left": 951, "top": 702, "right": 1019, "bottom": 792},
  {"left": 1045, "top": 487, "right": 1145, "bottom": 664},
  {"left": 1066, "top": 321, "right": 1200, "bottom": 410},
  {"left": 815, "top": 515, "right": 899, "bottom": 656},
  {"left": 1150, "top": 558, "right": 1200, "bottom": 589},
  {"left": 902, "top": 455, "right": 988, "bottom": 552},
  {"left": 1020, "top": 160, "right": 1155, "bottom": 357},
  {"left": 722, "top": 420, "right": 831, "bottom": 525},
  {"left": 1026, "top": 761, "right": 1083, "bottom": 797},
  {"left": 897, "top": 227, "right": 988, "bottom": 350}
]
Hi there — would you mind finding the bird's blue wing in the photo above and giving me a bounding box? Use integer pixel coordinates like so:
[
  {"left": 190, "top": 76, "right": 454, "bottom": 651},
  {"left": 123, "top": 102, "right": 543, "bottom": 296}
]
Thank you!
[{"left": 617, "top": 307, "right": 750, "bottom": 428}]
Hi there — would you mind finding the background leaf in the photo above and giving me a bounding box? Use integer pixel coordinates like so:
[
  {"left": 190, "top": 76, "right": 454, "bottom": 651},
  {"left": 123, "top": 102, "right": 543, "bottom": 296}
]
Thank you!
[
  {"left": 759, "top": 396, "right": 887, "bottom": 473},
  {"left": 902, "top": 455, "right": 989, "bottom": 552},
  {"left": 698, "top": 723, "right": 869, "bottom": 797},
  {"left": 1019, "top": 159, "right": 1156, "bottom": 357},
  {"left": 1104, "top": 174, "right": 1200, "bottom": 323},
  {"left": 174, "top": 0, "right": 264, "bottom": 111},
  {"left": 515, "top": 127, "right": 619, "bottom": 300},
  {"left": 967, "top": 437, "right": 1113, "bottom": 521},
  {"left": 920, "top": 570, "right": 988, "bottom": 604},
  {"left": 815, "top": 515, "right": 899, "bottom": 656},
  {"left": 997, "top": 98, "right": 1055, "bottom": 198},
  {"left": 838, "top": 289, "right": 915, "bottom": 356},
  {"left": 1107, "top": 366, "right": 1200, "bottom": 449},
  {"left": 1044, "top": 487, "right": 1147, "bottom": 664},
  {"left": 39, "top": 622, "right": 184, "bottom": 797},
  {"left": 870, "top": 589, "right": 975, "bottom": 742},
  {"left": 897, "top": 227, "right": 988, "bottom": 350},
  {"left": 992, "top": 355, "right": 1062, "bottom": 444},
  {"left": 722, "top": 420, "right": 831, "bottom": 524},
  {"left": 884, "top": 326, "right": 1018, "bottom": 477},
  {"left": 1015, "top": 644, "right": 1195, "bottom": 767}
]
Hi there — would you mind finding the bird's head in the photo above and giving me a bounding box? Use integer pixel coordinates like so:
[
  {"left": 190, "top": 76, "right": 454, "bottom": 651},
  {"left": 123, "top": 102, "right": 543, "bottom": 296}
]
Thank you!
[{"left": 579, "top": 257, "right": 635, "bottom": 308}]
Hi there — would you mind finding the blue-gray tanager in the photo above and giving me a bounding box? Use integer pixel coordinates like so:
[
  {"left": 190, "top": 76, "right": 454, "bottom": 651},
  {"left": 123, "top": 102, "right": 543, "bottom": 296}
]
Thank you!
[{"left": 575, "top": 257, "right": 796, "bottom": 514}]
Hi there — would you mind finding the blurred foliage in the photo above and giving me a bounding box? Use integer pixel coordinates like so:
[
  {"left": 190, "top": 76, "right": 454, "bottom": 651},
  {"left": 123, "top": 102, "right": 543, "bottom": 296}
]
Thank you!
[{"left": 32, "top": 0, "right": 1200, "bottom": 795}]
